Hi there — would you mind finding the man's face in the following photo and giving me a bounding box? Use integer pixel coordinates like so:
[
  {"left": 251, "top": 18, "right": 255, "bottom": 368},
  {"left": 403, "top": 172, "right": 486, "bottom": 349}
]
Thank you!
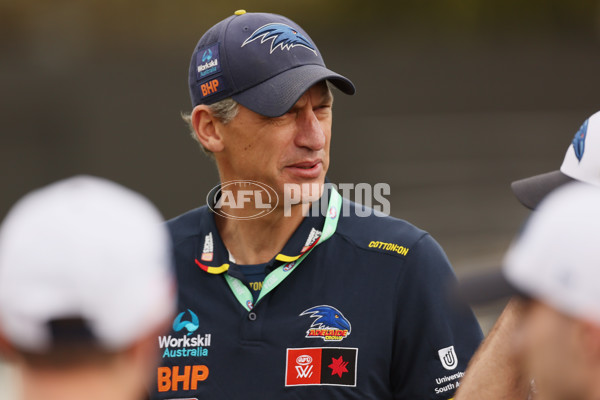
[
  {"left": 214, "top": 82, "right": 333, "bottom": 203},
  {"left": 517, "top": 300, "right": 589, "bottom": 400}
]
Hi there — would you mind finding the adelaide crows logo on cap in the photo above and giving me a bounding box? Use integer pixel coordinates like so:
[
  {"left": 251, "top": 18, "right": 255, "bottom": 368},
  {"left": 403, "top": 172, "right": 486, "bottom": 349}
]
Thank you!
[
  {"left": 300, "top": 305, "right": 351, "bottom": 341},
  {"left": 572, "top": 119, "right": 589, "bottom": 162},
  {"left": 241, "top": 23, "right": 317, "bottom": 55}
]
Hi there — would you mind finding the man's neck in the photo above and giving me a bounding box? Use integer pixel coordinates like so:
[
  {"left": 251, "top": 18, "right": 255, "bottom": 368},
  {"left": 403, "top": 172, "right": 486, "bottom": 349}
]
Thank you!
[{"left": 216, "top": 203, "right": 308, "bottom": 265}]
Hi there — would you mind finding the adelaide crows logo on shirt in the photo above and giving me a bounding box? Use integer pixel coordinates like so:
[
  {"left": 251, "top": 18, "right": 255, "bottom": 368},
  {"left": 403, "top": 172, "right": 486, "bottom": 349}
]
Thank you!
[{"left": 300, "top": 305, "right": 351, "bottom": 342}]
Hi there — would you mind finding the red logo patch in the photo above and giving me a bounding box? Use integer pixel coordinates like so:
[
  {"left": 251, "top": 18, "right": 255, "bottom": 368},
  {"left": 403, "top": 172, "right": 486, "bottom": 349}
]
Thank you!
[
  {"left": 285, "top": 347, "right": 357, "bottom": 387},
  {"left": 286, "top": 348, "right": 322, "bottom": 385}
]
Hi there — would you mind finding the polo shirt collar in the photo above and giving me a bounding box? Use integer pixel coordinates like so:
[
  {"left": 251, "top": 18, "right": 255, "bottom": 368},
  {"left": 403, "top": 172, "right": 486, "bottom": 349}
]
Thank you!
[{"left": 194, "top": 184, "right": 329, "bottom": 275}]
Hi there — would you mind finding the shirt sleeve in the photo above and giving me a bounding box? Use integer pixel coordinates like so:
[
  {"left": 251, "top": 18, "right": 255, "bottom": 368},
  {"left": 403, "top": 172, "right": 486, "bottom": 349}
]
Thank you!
[{"left": 391, "top": 233, "right": 484, "bottom": 400}]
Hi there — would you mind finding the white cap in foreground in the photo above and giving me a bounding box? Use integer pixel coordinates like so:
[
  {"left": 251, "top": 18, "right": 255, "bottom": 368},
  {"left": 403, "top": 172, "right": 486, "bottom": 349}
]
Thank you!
[
  {"left": 511, "top": 110, "right": 600, "bottom": 209},
  {"left": 0, "top": 175, "right": 175, "bottom": 352},
  {"left": 504, "top": 182, "right": 600, "bottom": 324},
  {"left": 461, "top": 182, "right": 600, "bottom": 326}
]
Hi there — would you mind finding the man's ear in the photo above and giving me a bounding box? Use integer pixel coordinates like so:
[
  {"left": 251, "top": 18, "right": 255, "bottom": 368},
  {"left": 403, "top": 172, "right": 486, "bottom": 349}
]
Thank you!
[{"left": 192, "top": 105, "right": 225, "bottom": 153}]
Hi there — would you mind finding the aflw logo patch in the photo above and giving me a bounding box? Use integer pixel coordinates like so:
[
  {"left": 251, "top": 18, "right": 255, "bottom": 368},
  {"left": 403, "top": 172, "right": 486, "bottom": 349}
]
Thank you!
[{"left": 285, "top": 347, "right": 357, "bottom": 387}]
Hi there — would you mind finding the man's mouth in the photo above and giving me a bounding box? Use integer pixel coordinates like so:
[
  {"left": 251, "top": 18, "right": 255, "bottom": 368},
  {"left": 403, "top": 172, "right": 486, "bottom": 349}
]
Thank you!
[
  {"left": 289, "top": 161, "right": 320, "bottom": 169},
  {"left": 285, "top": 160, "right": 323, "bottom": 178}
]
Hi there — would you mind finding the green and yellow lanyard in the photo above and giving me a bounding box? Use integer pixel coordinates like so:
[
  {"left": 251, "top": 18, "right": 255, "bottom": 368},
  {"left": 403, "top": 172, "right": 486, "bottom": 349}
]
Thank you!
[{"left": 197, "top": 188, "right": 342, "bottom": 311}]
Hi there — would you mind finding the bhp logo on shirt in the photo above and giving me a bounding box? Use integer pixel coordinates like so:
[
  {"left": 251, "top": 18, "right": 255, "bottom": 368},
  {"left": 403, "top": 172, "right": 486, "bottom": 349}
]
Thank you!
[
  {"left": 157, "top": 365, "right": 209, "bottom": 392},
  {"left": 285, "top": 347, "right": 357, "bottom": 387}
]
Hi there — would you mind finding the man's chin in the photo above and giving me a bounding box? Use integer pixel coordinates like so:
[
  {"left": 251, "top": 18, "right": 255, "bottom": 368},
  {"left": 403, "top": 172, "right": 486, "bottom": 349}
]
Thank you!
[{"left": 279, "top": 179, "right": 325, "bottom": 207}]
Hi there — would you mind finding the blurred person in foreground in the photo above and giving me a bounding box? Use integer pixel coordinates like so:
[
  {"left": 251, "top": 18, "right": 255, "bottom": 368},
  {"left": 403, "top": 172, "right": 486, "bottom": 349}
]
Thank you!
[
  {"left": 0, "top": 176, "right": 175, "bottom": 400},
  {"left": 152, "top": 9, "right": 483, "bottom": 400},
  {"left": 456, "top": 111, "right": 600, "bottom": 399},
  {"left": 458, "top": 182, "right": 600, "bottom": 400}
]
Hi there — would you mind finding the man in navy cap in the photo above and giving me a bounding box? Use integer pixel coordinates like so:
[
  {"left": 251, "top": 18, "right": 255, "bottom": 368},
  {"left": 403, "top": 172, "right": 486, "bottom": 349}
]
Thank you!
[{"left": 152, "top": 10, "right": 483, "bottom": 399}]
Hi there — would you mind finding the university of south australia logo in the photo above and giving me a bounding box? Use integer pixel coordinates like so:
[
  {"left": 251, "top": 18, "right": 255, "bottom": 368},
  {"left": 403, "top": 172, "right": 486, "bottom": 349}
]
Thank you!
[{"left": 438, "top": 346, "right": 458, "bottom": 371}]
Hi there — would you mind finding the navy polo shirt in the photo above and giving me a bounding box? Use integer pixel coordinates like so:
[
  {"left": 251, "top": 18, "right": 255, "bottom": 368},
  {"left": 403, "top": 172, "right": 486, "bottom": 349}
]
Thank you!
[{"left": 151, "top": 189, "right": 483, "bottom": 399}]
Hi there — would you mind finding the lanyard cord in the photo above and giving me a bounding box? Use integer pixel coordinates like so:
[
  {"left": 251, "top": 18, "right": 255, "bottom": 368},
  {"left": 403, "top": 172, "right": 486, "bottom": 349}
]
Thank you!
[{"left": 225, "top": 188, "right": 342, "bottom": 311}]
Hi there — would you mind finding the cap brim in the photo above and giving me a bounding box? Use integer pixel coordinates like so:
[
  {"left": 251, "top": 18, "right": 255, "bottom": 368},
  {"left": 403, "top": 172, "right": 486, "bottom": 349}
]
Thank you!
[
  {"left": 232, "top": 64, "right": 356, "bottom": 117},
  {"left": 457, "top": 269, "right": 523, "bottom": 306},
  {"left": 511, "top": 170, "right": 574, "bottom": 210}
]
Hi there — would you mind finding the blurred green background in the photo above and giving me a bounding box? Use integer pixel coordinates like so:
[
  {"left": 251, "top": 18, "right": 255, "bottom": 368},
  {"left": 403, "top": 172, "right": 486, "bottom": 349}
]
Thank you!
[{"left": 1, "top": 1, "right": 600, "bottom": 393}]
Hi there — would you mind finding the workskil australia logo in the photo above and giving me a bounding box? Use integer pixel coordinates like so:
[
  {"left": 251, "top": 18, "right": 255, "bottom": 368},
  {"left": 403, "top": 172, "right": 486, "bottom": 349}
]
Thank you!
[
  {"left": 159, "top": 309, "right": 212, "bottom": 358},
  {"left": 300, "top": 305, "right": 351, "bottom": 342},
  {"left": 196, "top": 43, "right": 221, "bottom": 79}
]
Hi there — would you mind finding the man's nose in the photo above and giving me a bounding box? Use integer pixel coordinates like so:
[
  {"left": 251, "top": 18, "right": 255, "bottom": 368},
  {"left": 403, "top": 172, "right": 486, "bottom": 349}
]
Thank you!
[{"left": 293, "top": 107, "right": 326, "bottom": 151}]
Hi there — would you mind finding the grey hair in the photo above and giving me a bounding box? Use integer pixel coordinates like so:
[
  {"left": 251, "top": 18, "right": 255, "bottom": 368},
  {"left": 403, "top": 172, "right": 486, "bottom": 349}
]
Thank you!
[{"left": 181, "top": 97, "right": 239, "bottom": 157}]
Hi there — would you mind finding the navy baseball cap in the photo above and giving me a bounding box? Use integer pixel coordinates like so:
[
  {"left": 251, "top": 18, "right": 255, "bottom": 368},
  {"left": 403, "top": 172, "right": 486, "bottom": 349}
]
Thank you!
[{"left": 188, "top": 10, "right": 356, "bottom": 117}]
